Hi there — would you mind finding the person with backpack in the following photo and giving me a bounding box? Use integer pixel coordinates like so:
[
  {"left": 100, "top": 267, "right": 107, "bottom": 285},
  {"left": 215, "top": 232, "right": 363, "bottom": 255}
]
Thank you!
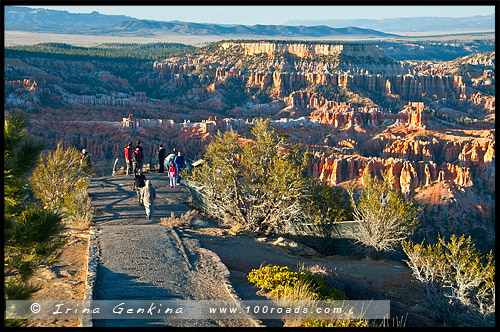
[
  {"left": 80, "top": 148, "right": 92, "bottom": 173},
  {"left": 141, "top": 180, "right": 156, "bottom": 220},
  {"left": 124, "top": 142, "right": 133, "bottom": 175},
  {"left": 173, "top": 150, "right": 185, "bottom": 184},
  {"left": 135, "top": 141, "right": 144, "bottom": 171},
  {"left": 132, "top": 168, "right": 147, "bottom": 206},
  {"left": 132, "top": 147, "right": 142, "bottom": 175},
  {"left": 158, "top": 144, "right": 166, "bottom": 173}
]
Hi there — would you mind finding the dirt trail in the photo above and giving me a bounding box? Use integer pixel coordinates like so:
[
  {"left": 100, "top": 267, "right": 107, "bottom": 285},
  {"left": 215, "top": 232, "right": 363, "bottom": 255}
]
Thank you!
[{"left": 87, "top": 173, "right": 254, "bottom": 327}]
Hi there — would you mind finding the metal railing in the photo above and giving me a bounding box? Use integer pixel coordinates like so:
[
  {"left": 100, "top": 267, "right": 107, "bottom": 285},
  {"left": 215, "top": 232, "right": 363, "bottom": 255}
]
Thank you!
[{"left": 289, "top": 220, "right": 360, "bottom": 240}]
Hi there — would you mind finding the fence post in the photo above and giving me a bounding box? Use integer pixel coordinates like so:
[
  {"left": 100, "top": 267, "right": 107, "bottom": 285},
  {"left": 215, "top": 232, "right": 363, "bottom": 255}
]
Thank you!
[{"left": 112, "top": 158, "right": 119, "bottom": 176}]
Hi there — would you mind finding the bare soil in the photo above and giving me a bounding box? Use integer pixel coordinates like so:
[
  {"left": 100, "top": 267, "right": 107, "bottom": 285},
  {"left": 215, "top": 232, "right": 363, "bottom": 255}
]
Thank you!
[
  {"left": 180, "top": 222, "right": 440, "bottom": 327},
  {"left": 26, "top": 229, "right": 89, "bottom": 328}
]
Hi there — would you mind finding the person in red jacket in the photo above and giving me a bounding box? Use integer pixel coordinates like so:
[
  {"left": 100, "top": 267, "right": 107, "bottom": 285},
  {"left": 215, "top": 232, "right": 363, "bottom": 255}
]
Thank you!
[
  {"left": 124, "top": 142, "right": 133, "bottom": 175},
  {"left": 132, "top": 147, "right": 142, "bottom": 175}
]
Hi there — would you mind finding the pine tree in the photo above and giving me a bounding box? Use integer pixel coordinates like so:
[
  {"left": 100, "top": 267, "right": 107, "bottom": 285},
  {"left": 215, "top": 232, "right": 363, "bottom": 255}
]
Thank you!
[
  {"left": 4, "top": 112, "right": 64, "bottom": 310},
  {"left": 30, "top": 141, "right": 88, "bottom": 210},
  {"left": 4, "top": 112, "right": 45, "bottom": 218}
]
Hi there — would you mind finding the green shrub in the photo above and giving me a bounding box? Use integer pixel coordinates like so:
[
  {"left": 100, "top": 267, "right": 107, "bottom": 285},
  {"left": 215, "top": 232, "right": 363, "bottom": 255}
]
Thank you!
[
  {"left": 247, "top": 265, "right": 347, "bottom": 300},
  {"left": 62, "top": 178, "right": 94, "bottom": 230},
  {"left": 11, "top": 206, "right": 63, "bottom": 246},
  {"left": 347, "top": 172, "right": 422, "bottom": 258},
  {"left": 4, "top": 276, "right": 41, "bottom": 300},
  {"left": 4, "top": 277, "right": 40, "bottom": 327},
  {"left": 30, "top": 141, "right": 88, "bottom": 210},
  {"left": 4, "top": 112, "right": 71, "bottom": 320},
  {"left": 304, "top": 318, "right": 374, "bottom": 327},
  {"left": 402, "top": 234, "right": 495, "bottom": 327},
  {"left": 6, "top": 206, "right": 65, "bottom": 279},
  {"left": 248, "top": 265, "right": 364, "bottom": 327}
]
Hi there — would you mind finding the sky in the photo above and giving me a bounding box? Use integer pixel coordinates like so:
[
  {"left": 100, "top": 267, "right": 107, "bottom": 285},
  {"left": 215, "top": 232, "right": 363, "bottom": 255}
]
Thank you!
[{"left": 22, "top": 5, "right": 495, "bottom": 25}]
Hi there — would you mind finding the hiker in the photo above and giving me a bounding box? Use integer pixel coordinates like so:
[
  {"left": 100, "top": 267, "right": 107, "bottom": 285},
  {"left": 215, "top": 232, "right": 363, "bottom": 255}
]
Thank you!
[
  {"left": 168, "top": 161, "right": 178, "bottom": 188},
  {"left": 80, "top": 149, "right": 91, "bottom": 170},
  {"left": 158, "top": 144, "right": 166, "bottom": 173},
  {"left": 135, "top": 141, "right": 144, "bottom": 171},
  {"left": 132, "top": 147, "right": 142, "bottom": 175},
  {"left": 124, "top": 142, "right": 133, "bottom": 175},
  {"left": 141, "top": 180, "right": 156, "bottom": 220},
  {"left": 173, "top": 150, "right": 185, "bottom": 184},
  {"left": 132, "top": 168, "right": 147, "bottom": 206}
]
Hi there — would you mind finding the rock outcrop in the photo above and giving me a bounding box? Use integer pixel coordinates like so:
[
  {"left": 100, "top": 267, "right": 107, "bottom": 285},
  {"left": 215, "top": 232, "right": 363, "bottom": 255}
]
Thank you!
[
  {"left": 220, "top": 42, "right": 386, "bottom": 59},
  {"left": 309, "top": 154, "right": 474, "bottom": 195},
  {"left": 4, "top": 40, "right": 495, "bottom": 252}
]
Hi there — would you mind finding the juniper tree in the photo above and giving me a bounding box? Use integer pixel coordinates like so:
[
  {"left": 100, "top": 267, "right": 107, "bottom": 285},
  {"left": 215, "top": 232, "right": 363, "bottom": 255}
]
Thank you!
[
  {"left": 346, "top": 172, "right": 421, "bottom": 259},
  {"left": 188, "top": 119, "right": 307, "bottom": 234},
  {"left": 188, "top": 129, "right": 241, "bottom": 224},
  {"left": 292, "top": 179, "right": 354, "bottom": 255},
  {"left": 304, "top": 179, "right": 353, "bottom": 224}
]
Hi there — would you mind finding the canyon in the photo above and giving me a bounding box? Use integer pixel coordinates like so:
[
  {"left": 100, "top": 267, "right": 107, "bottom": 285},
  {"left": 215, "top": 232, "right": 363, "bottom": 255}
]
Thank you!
[{"left": 4, "top": 40, "right": 495, "bottom": 252}]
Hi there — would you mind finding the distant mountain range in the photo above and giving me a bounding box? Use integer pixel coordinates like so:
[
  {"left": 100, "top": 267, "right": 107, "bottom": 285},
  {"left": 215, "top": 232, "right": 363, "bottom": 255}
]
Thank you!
[
  {"left": 93, "top": 20, "right": 397, "bottom": 38},
  {"left": 5, "top": 6, "right": 494, "bottom": 39},
  {"left": 4, "top": 6, "right": 396, "bottom": 38},
  {"left": 285, "top": 15, "right": 495, "bottom": 33},
  {"left": 4, "top": 6, "right": 138, "bottom": 31}
]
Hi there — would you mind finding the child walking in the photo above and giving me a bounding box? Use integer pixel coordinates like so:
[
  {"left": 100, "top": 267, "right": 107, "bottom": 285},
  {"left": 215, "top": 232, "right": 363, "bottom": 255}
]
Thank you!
[{"left": 168, "top": 161, "right": 178, "bottom": 188}]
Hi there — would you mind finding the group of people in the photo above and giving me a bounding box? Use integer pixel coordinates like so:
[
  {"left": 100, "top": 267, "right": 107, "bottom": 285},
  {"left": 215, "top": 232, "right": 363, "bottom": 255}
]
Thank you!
[
  {"left": 124, "top": 141, "right": 145, "bottom": 176},
  {"left": 124, "top": 141, "right": 185, "bottom": 186},
  {"left": 161, "top": 147, "right": 185, "bottom": 188},
  {"left": 125, "top": 141, "right": 187, "bottom": 219}
]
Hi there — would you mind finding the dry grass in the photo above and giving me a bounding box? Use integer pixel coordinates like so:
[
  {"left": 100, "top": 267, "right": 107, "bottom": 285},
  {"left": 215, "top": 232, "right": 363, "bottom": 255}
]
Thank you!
[
  {"left": 160, "top": 210, "right": 199, "bottom": 227},
  {"left": 277, "top": 279, "right": 320, "bottom": 327},
  {"left": 298, "top": 263, "right": 328, "bottom": 277},
  {"left": 229, "top": 223, "right": 245, "bottom": 234}
]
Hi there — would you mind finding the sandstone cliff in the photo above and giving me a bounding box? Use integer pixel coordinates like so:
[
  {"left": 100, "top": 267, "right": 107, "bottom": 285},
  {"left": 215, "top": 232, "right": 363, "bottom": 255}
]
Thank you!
[
  {"left": 220, "top": 42, "right": 386, "bottom": 59},
  {"left": 309, "top": 154, "right": 475, "bottom": 194}
]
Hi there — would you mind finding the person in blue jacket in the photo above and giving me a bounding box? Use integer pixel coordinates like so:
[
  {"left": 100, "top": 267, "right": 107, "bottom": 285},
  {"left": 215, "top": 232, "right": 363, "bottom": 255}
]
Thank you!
[{"left": 173, "top": 150, "right": 185, "bottom": 184}]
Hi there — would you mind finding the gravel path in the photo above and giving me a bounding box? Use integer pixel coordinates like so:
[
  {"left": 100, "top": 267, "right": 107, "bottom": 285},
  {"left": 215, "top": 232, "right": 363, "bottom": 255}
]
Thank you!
[
  {"left": 88, "top": 173, "right": 254, "bottom": 327},
  {"left": 86, "top": 173, "right": 434, "bottom": 327}
]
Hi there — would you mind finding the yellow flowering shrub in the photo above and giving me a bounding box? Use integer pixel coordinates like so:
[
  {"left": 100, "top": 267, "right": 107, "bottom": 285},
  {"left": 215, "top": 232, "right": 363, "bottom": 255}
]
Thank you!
[
  {"left": 304, "top": 318, "right": 374, "bottom": 327},
  {"left": 247, "top": 265, "right": 347, "bottom": 300}
]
